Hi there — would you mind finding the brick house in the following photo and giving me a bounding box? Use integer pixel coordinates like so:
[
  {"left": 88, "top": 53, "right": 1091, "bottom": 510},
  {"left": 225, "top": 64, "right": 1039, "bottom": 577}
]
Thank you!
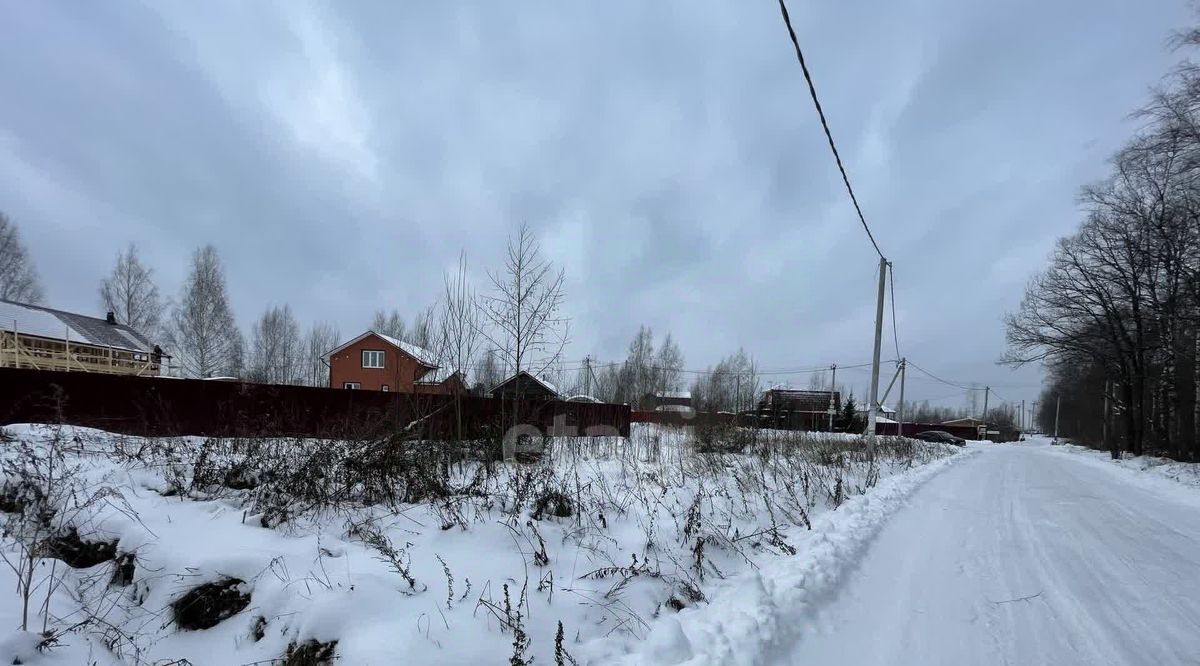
[{"left": 324, "top": 330, "right": 460, "bottom": 393}]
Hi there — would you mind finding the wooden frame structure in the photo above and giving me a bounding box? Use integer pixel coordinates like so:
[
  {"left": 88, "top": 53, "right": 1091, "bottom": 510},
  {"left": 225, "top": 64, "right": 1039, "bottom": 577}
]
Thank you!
[{"left": 0, "top": 328, "right": 161, "bottom": 377}]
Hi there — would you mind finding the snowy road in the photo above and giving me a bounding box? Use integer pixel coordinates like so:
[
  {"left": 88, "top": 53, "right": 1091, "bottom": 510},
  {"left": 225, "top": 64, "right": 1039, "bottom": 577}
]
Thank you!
[{"left": 786, "top": 439, "right": 1200, "bottom": 666}]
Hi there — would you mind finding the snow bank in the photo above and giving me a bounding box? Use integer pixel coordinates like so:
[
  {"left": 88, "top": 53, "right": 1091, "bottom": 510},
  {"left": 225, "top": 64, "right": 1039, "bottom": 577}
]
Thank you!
[
  {"left": 0, "top": 423, "right": 963, "bottom": 665},
  {"left": 1036, "top": 436, "right": 1200, "bottom": 508},
  {"left": 588, "top": 445, "right": 975, "bottom": 665}
]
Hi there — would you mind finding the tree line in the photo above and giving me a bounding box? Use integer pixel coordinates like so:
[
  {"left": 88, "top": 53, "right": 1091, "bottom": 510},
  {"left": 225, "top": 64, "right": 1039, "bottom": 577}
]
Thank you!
[
  {"left": 1005, "top": 23, "right": 1200, "bottom": 460},
  {"left": 0, "top": 218, "right": 574, "bottom": 390},
  {"left": 3, "top": 209, "right": 780, "bottom": 408},
  {"left": 5, "top": 212, "right": 876, "bottom": 414}
]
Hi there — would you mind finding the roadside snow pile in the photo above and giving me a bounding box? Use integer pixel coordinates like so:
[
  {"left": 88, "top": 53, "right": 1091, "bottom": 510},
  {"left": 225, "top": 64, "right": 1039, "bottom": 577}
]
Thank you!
[
  {"left": 1048, "top": 438, "right": 1200, "bottom": 496},
  {"left": 0, "top": 422, "right": 962, "bottom": 665},
  {"left": 588, "top": 443, "right": 974, "bottom": 665}
]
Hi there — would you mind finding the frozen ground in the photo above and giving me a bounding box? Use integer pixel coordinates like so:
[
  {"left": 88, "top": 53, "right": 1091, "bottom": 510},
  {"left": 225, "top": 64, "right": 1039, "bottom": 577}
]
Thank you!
[
  {"left": 0, "top": 423, "right": 960, "bottom": 665},
  {"left": 786, "top": 436, "right": 1200, "bottom": 666},
  {"left": 1047, "top": 439, "right": 1200, "bottom": 498}
]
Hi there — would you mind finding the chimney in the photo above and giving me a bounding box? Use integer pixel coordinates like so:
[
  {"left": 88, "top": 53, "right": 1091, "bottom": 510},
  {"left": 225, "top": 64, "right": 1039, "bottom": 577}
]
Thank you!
[{"left": 106, "top": 312, "right": 117, "bottom": 325}]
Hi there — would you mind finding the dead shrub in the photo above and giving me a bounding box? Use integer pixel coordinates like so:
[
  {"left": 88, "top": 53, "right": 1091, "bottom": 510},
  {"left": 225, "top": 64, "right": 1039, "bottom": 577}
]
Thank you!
[
  {"left": 532, "top": 490, "right": 574, "bottom": 520},
  {"left": 284, "top": 639, "right": 338, "bottom": 665}
]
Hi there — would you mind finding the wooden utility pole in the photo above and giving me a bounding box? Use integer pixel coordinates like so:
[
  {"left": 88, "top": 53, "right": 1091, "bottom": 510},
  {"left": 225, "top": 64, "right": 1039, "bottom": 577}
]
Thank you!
[
  {"left": 828, "top": 363, "right": 837, "bottom": 431},
  {"left": 897, "top": 358, "right": 907, "bottom": 436},
  {"left": 584, "top": 356, "right": 592, "bottom": 396}
]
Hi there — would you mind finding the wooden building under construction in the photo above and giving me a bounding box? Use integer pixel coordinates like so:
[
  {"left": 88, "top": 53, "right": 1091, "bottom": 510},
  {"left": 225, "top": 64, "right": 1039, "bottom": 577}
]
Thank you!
[{"left": 0, "top": 299, "right": 163, "bottom": 376}]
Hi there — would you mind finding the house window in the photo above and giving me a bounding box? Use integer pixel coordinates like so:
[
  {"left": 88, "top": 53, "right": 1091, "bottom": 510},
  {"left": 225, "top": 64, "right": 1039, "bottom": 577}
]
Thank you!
[
  {"left": 382, "top": 385, "right": 390, "bottom": 392},
  {"left": 344, "top": 382, "right": 361, "bottom": 390},
  {"left": 362, "top": 350, "right": 385, "bottom": 368}
]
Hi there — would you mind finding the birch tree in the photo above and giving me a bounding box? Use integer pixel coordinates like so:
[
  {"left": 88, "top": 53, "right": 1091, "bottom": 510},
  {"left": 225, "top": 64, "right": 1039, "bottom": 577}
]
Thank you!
[
  {"left": 372, "top": 310, "right": 406, "bottom": 340},
  {"left": 249, "top": 304, "right": 303, "bottom": 384},
  {"left": 474, "top": 347, "right": 504, "bottom": 393},
  {"left": 692, "top": 349, "right": 759, "bottom": 413},
  {"left": 303, "top": 321, "right": 341, "bottom": 387},
  {"left": 167, "top": 245, "right": 242, "bottom": 378},
  {"left": 619, "top": 326, "right": 656, "bottom": 404},
  {"left": 0, "top": 212, "right": 44, "bottom": 304},
  {"left": 656, "top": 333, "right": 685, "bottom": 393},
  {"left": 99, "top": 244, "right": 162, "bottom": 334}
]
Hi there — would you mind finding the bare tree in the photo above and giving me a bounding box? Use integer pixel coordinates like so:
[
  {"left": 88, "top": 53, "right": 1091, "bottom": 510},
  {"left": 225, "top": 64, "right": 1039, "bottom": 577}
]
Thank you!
[
  {"left": 480, "top": 223, "right": 569, "bottom": 378},
  {"left": 807, "top": 370, "right": 828, "bottom": 391},
  {"left": 167, "top": 245, "right": 242, "bottom": 378},
  {"left": 656, "top": 332, "right": 685, "bottom": 393},
  {"left": 692, "top": 348, "right": 758, "bottom": 413},
  {"left": 409, "top": 304, "right": 438, "bottom": 353},
  {"left": 594, "top": 364, "right": 623, "bottom": 404},
  {"left": 225, "top": 331, "right": 246, "bottom": 379},
  {"left": 249, "top": 304, "right": 303, "bottom": 384},
  {"left": 372, "top": 309, "right": 407, "bottom": 340},
  {"left": 619, "top": 326, "right": 656, "bottom": 405},
  {"left": 303, "top": 321, "right": 341, "bottom": 387},
  {"left": 474, "top": 347, "right": 504, "bottom": 393},
  {"left": 438, "top": 253, "right": 481, "bottom": 384},
  {"left": 99, "top": 243, "right": 162, "bottom": 334},
  {"left": 0, "top": 212, "right": 44, "bottom": 304},
  {"left": 1006, "top": 63, "right": 1200, "bottom": 459}
]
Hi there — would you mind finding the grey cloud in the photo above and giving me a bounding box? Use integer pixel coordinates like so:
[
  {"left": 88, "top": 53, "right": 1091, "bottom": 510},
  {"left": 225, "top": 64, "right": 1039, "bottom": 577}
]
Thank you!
[{"left": 0, "top": 0, "right": 1191, "bottom": 409}]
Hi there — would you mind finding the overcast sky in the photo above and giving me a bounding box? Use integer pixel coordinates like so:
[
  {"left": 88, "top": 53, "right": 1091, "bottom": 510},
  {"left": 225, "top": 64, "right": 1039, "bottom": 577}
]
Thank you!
[{"left": 0, "top": 0, "right": 1191, "bottom": 409}]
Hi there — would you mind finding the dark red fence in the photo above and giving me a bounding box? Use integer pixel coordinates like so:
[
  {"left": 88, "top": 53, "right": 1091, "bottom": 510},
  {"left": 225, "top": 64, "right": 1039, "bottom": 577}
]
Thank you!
[{"left": 0, "top": 368, "right": 629, "bottom": 439}]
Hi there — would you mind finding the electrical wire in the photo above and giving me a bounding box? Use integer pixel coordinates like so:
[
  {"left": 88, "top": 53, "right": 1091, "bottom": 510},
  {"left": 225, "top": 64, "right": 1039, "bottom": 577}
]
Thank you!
[
  {"left": 776, "top": 0, "right": 884, "bottom": 260},
  {"left": 906, "top": 361, "right": 978, "bottom": 391}
]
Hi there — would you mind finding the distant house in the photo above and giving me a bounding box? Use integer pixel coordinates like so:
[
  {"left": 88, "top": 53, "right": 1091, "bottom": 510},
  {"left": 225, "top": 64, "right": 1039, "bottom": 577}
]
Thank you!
[
  {"left": 942, "top": 417, "right": 987, "bottom": 430},
  {"left": 490, "top": 371, "right": 559, "bottom": 401},
  {"left": 757, "top": 387, "right": 840, "bottom": 429},
  {"left": 640, "top": 390, "right": 693, "bottom": 414},
  {"left": 943, "top": 416, "right": 1020, "bottom": 442},
  {"left": 758, "top": 387, "right": 840, "bottom": 414},
  {"left": 323, "top": 330, "right": 459, "bottom": 393},
  {"left": 0, "top": 299, "right": 164, "bottom": 376}
]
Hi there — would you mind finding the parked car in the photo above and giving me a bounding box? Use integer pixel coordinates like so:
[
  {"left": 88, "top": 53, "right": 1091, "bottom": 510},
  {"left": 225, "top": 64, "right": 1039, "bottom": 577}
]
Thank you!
[{"left": 914, "top": 430, "right": 967, "bottom": 446}]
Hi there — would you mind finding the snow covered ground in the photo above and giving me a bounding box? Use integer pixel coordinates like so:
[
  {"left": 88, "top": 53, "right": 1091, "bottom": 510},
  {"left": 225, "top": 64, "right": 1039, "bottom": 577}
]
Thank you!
[
  {"left": 0, "top": 423, "right": 961, "bottom": 665},
  {"left": 1045, "top": 439, "right": 1200, "bottom": 501},
  {"left": 786, "top": 436, "right": 1200, "bottom": 666}
]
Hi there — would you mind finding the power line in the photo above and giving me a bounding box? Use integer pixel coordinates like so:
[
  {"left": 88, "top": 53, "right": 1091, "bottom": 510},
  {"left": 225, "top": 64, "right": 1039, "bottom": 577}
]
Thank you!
[
  {"left": 776, "top": 0, "right": 884, "bottom": 260},
  {"left": 989, "top": 387, "right": 1013, "bottom": 404},
  {"left": 906, "top": 361, "right": 978, "bottom": 391}
]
